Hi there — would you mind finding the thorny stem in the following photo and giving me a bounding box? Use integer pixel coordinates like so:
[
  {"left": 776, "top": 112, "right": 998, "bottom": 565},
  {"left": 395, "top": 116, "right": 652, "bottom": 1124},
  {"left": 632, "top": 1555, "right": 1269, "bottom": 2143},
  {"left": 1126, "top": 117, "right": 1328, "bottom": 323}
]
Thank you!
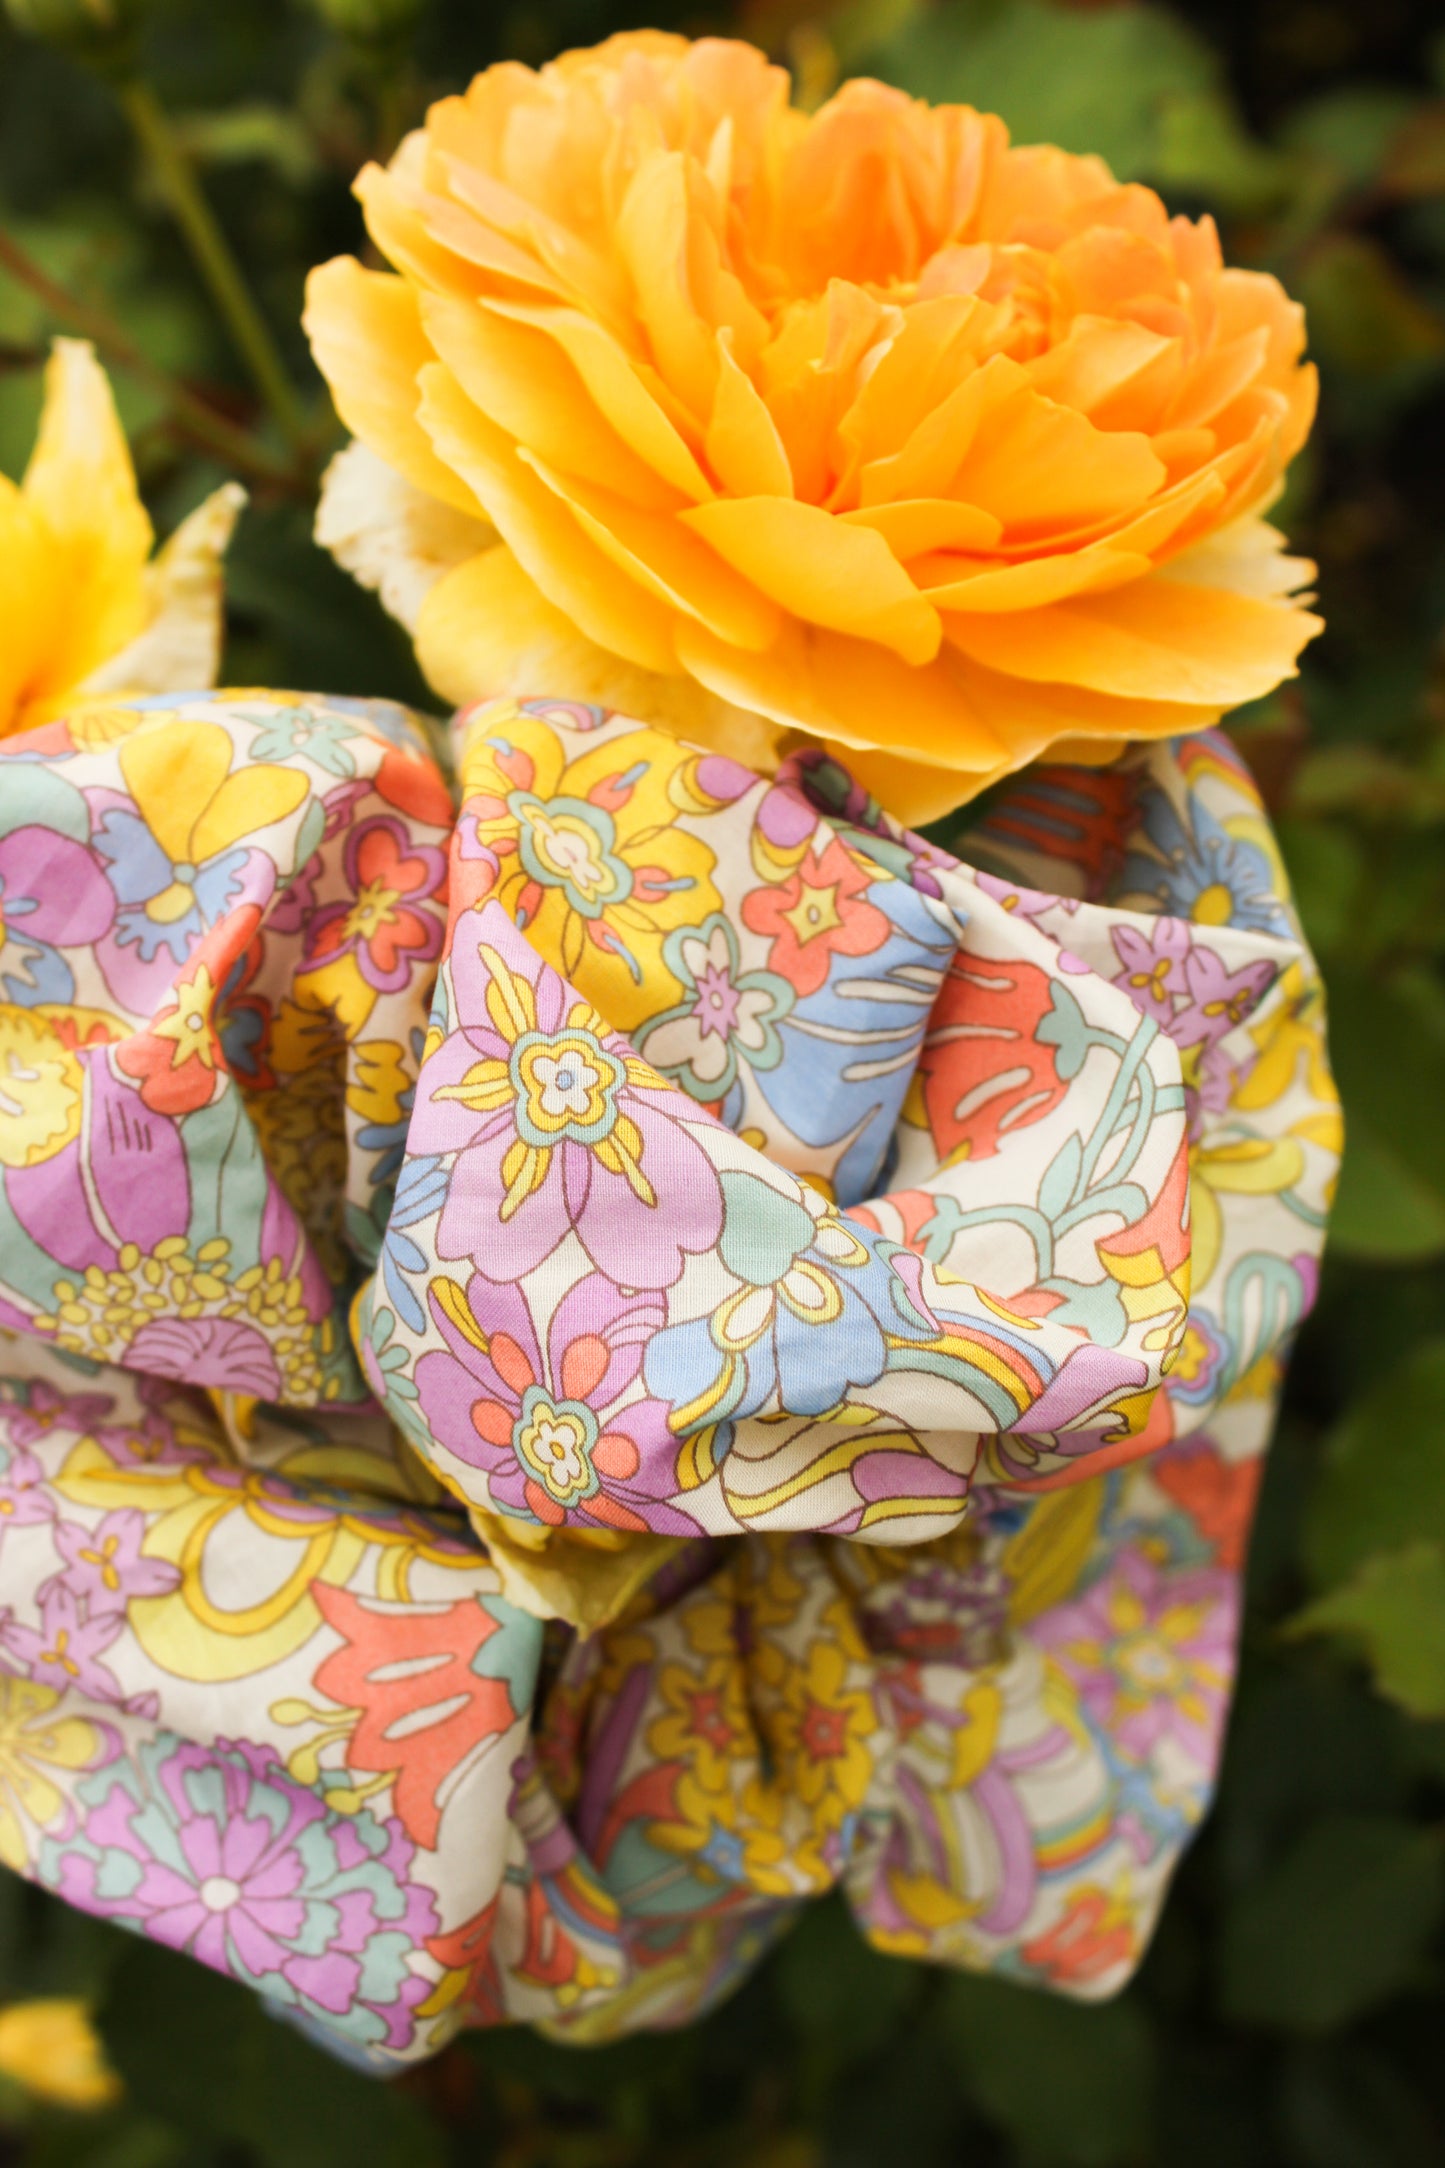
[
  {"left": 116, "top": 76, "right": 312, "bottom": 456},
  {"left": 0, "top": 223, "right": 304, "bottom": 490}
]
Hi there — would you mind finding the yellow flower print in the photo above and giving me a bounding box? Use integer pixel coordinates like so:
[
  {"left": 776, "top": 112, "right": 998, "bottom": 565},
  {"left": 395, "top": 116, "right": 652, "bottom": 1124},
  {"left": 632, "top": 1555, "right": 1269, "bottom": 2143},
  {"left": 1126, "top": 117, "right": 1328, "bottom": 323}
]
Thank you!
[
  {"left": 0, "top": 342, "right": 241, "bottom": 741},
  {"left": 150, "top": 962, "right": 221, "bottom": 1072},
  {"left": 0, "top": 1007, "right": 84, "bottom": 1169},
  {"left": 459, "top": 708, "right": 720, "bottom": 1033},
  {"left": 648, "top": 1650, "right": 754, "bottom": 1799},
  {"left": 0, "top": 1676, "right": 106, "bottom": 1874},
  {"left": 102, "top": 716, "right": 310, "bottom": 972},
  {"left": 754, "top": 1627, "right": 878, "bottom": 1830}
]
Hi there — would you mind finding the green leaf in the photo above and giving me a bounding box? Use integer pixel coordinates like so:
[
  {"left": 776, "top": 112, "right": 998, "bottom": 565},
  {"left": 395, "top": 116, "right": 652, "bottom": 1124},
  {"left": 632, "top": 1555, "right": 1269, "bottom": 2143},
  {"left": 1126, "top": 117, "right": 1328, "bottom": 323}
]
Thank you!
[
  {"left": 1218, "top": 1814, "right": 1443, "bottom": 2032},
  {"left": 1291, "top": 1545, "right": 1445, "bottom": 1718},
  {"left": 1302, "top": 1336, "right": 1445, "bottom": 1586},
  {"left": 1323, "top": 975, "right": 1445, "bottom": 1262},
  {"left": 942, "top": 1972, "right": 1153, "bottom": 2165},
  {"left": 99, "top": 1939, "right": 446, "bottom": 2168},
  {"left": 773, "top": 1894, "right": 920, "bottom": 2059}
]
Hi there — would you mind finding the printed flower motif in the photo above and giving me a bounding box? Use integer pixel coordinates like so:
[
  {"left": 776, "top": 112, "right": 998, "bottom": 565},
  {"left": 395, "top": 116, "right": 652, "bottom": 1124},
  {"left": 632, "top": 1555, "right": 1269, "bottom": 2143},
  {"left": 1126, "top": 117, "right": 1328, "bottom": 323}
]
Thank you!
[
  {"left": 1033, "top": 1549, "right": 1237, "bottom": 1776},
  {"left": 1122, "top": 785, "right": 1293, "bottom": 938},
  {"left": 305, "top": 814, "right": 447, "bottom": 993},
  {"left": 306, "top": 35, "right": 1318, "bottom": 822},
  {"left": 238, "top": 704, "right": 361, "bottom": 777},
  {"left": 1172, "top": 946, "right": 1277, "bottom": 1050},
  {"left": 114, "top": 906, "right": 263, "bottom": 1117},
  {"left": 41, "top": 1732, "right": 436, "bottom": 2053},
  {"left": 312, "top": 1585, "right": 536, "bottom": 1849},
  {"left": 1110, "top": 920, "right": 1190, "bottom": 1026},
  {"left": 0, "top": 340, "right": 241, "bottom": 742},
  {"left": 756, "top": 1626, "right": 877, "bottom": 1832},
  {"left": 916, "top": 949, "right": 1068, "bottom": 1162},
  {"left": 413, "top": 904, "right": 723, "bottom": 1288},
  {"left": 0, "top": 1437, "right": 58, "bottom": 1532},
  {"left": 47, "top": 1511, "right": 181, "bottom": 1615},
  {"left": 1166, "top": 1314, "right": 1228, "bottom": 1406},
  {"left": 457, "top": 709, "right": 719, "bottom": 1031},
  {"left": 638, "top": 914, "right": 793, "bottom": 1102},
  {"left": 1, "top": 1586, "right": 125, "bottom": 1706},
  {"left": 416, "top": 1271, "right": 698, "bottom": 1534},
  {"left": 0, "top": 801, "right": 115, "bottom": 1008},
  {"left": 1019, "top": 1885, "right": 1137, "bottom": 1989},
  {"left": 0, "top": 1008, "right": 84, "bottom": 1170},
  {"left": 741, "top": 832, "right": 890, "bottom": 1000},
  {"left": 95, "top": 717, "right": 307, "bottom": 978},
  {"left": 0, "top": 1677, "right": 109, "bottom": 1875},
  {"left": 644, "top": 1169, "right": 939, "bottom": 1430}
]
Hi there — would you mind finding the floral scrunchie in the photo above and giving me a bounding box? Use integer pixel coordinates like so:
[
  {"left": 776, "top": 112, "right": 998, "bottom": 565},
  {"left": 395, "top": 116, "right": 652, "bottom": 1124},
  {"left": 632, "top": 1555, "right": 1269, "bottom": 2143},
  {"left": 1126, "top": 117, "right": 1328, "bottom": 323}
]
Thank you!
[{"left": 0, "top": 690, "right": 1336, "bottom": 2066}]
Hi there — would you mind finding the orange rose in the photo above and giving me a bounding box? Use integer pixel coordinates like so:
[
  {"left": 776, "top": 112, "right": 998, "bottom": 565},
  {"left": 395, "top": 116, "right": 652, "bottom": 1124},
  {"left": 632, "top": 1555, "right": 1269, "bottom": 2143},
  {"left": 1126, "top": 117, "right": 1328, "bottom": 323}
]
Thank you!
[{"left": 305, "top": 31, "right": 1319, "bottom": 821}]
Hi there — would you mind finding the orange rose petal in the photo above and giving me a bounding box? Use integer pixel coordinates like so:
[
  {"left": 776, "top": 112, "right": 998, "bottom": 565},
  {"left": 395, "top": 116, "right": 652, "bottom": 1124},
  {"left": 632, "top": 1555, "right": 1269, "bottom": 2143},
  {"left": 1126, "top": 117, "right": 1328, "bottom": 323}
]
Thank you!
[
  {"left": 615, "top": 151, "right": 725, "bottom": 421},
  {"left": 419, "top": 291, "right": 680, "bottom": 511},
  {"left": 675, "top": 616, "right": 1002, "bottom": 773},
  {"left": 857, "top": 352, "right": 1018, "bottom": 509},
  {"left": 681, "top": 497, "right": 942, "bottom": 664},
  {"left": 355, "top": 160, "right": 489, "bottom": 299},
  {"left": 486, "top": 299, "right": 713, "bottom": 501},
  {"left": 304, "top": 259, "right": 483, "bottom": 516},
  {"left": 921, "top": 545, "right": 1152, "bottom": 614},
  {"left": 945, "top": 572, "right": 1322, "bottom": 705},
  {"left": 955, "top": 390, "right": 1167, "bottom": 540},
  {"left": 435, "top": 154, "right": 630, "bottom": 326},
  {"left": 706, "top": 334, "right": 793, "bottom": 498},
  {"left": 418, "top": 365, "right": 676, "bottom": 672},
  {"left": 838, "top": 500, "right": 1002, "bottom": 559},
  {"left": 310, "top": 35, "right": 1322, "bottom": 809},
  {"left": 518, "top": 451, "right": 782, "bottom": 649},
  {"left": 1026, "top": 318, "right": 1180, "bottom": 419}
]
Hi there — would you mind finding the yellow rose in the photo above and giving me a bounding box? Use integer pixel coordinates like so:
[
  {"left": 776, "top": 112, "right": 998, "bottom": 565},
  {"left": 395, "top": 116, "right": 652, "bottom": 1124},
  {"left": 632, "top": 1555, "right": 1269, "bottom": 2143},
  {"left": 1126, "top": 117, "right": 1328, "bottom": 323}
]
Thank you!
[
  {"left": 0, "top": 339, "right": 243, "bottom": 740},
  {"left": 305, "top": 32, "right": 1319, "bottom": 821}
]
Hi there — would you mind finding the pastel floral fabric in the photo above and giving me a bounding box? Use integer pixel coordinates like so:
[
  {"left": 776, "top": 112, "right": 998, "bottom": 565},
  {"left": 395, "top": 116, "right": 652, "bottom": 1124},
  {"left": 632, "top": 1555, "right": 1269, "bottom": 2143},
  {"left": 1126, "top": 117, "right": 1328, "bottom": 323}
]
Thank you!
[{"left": 0, "top": 689, "right": 1337, "bottom": 2067}]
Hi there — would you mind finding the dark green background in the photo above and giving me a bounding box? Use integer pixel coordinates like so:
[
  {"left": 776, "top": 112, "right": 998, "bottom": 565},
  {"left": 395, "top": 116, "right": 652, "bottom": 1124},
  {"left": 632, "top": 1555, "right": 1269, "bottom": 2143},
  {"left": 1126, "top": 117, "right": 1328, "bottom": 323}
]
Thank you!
[{"left": 2, "top": 0, "right": 1444, "bottom": 2158}]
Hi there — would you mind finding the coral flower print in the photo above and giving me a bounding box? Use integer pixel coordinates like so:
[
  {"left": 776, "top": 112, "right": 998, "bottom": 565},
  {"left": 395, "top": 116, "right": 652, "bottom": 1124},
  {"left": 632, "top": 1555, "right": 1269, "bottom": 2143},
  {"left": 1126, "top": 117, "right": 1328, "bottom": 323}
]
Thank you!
[
  {"left": 412, "top": 903, "right": 723, "bottom": 1286},
  {"left": 742, "top": 834, "right": 891, "bottom": 1000},
  {"left": 305, "top": 814, "right": 447, "bottom": 992},
  {"left": 416, "top": 1271, "right": 696, "bottom": 1532},
  {"left": 307, "top": 33, "right": 1319, "bottom": 819}
]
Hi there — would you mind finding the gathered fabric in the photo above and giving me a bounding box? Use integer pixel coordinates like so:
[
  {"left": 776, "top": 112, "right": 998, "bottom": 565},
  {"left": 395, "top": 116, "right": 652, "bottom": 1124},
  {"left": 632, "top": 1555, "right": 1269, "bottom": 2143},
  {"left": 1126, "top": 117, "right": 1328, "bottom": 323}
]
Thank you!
[{"left": 0, "top": 690, "right": 1336, "bottom": 2066}]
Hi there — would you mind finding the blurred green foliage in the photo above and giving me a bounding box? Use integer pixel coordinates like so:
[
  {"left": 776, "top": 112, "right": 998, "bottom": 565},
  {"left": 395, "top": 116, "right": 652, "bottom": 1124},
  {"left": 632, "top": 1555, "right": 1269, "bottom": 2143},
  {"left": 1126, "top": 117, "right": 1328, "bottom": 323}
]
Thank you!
[{"left": 2, "top": 0, "right": 1445, "bottom": 2159}]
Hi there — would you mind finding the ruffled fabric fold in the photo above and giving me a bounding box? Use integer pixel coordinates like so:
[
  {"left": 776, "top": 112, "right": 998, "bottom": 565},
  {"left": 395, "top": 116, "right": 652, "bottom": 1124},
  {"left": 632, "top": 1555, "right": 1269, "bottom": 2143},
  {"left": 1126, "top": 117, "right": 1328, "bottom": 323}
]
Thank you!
[{"left": 0, "top": 690, "right": 1336, "bottom": 2066}]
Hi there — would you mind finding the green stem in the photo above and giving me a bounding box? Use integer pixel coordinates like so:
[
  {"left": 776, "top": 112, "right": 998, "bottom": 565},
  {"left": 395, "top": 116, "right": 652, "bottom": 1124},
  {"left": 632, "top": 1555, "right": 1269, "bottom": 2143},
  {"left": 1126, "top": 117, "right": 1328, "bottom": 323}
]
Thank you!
[
  {"left": 116, "top": 76, "right": 311, "bottom": 455},
  {"left": 0, "top": 224, "right": 303, "bottom": 490}
]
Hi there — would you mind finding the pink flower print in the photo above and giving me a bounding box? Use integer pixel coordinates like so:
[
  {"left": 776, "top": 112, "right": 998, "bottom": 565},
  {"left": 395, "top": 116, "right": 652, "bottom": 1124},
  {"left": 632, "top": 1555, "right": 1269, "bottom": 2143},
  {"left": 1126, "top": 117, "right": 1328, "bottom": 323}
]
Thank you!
[
  {"left": 416, "top": 1271, "right": 698, "bottom": 1535},
  {"left": 413, "top": 903, "right": 723, "bottom": 1289},
  {"left": 49, "top": 1511, "right": 180, "bottom": 1615},
  {"left": 0, "top": 1435, "right": 56, "bottom": 1530},
  {"left": 2, "top": 1585, "right": 125, "bottom": 1704},
  {"left": 1033, "top": 1548, "right": 1238, "bottom": 1775},
  {"left": 42, "top": 1733, "right": 436, "bottom": 2054},
  {"left": 1110, "top": 920, "right": 1190, "bottom": 1025},
  {"left": 1173, "top": 946, "right": 1276, "bottom": 1052},
  {"left": 304, "top": 815, "right": 447, "bottom": 994},
  {"left": 5, "top": 1381, "right": 115, "bottom": 1451}
]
